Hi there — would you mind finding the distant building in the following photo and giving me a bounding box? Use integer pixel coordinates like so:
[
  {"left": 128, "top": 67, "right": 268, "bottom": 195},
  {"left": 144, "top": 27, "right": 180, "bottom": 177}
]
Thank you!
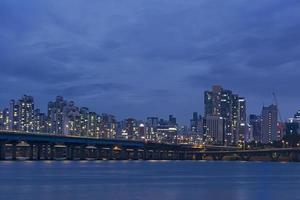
[
  {"left": 0, "top": 108, "right": 10, "bottom": 130},
  {"left": 87, "top": 112, "right": 99, "bottom": 138},
  {"left": 169, "top": 115, "right": 177, "bottom": 126},
  {"left": 145, "top": 115, "right": 178, "bottom": 143},
  {"left": 9, "top": 100, "right": 20, "bottom": 131},
  {"left": 99, "top": 113, "right": 117, "bottom": 139},
  {"left": 294, "top": 110, "right": 300, "bottom": 120},
  {"left": 249, "top": 114, "right": 262, "bottom": 142},
  {"left": 261, "top": 104, "right": 278, "bottom": 143},
  {"left": 285, "top": 110, "right": 300, "bottom": 135},
  {"left": 146, "top": 117, "right": 159, "bottom": 141},
  {"left": 122, "top": 118, "right": 138, "bottom": 140},
  {"left": 190, "top": 112, "right": 204, "bottom": 143},
  {"left": 205, "top": 115, "right": 224, "bottom": 144},
  {"left": 285, "top": 119, "right": 299, "bottom": 135},
  {"left": 138, "top": 123, "right": 146, "bottom": 140},
  {"left": 156, "top": 124, "right": 178, "bottom": 143}
]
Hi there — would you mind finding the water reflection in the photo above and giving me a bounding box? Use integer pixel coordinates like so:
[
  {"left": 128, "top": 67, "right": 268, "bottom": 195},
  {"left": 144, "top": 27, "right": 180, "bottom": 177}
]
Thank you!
[{"left": 0, "top": 161, "right": 299, "bottom": 200}]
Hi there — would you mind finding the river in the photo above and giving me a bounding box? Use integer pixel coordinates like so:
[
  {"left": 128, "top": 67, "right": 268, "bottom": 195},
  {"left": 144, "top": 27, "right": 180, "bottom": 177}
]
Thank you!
[{"left": 0, "top": 161, "right": 299, "bottom": 200}]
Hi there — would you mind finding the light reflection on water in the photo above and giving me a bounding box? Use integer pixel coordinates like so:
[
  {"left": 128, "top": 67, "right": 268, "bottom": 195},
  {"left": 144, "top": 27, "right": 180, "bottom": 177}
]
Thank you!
[{"left": 0, "top": 161, "right": 299, "bottom": 200}]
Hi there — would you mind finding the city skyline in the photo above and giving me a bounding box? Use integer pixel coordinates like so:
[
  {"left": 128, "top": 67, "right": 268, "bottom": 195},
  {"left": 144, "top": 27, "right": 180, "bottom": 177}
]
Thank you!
[
  {"left": 0, "top": 90, "right": 298, "bottom": 124},
  {"left": 1, "top": 0, "right": 300, "bottom": 124},
  {"left": 0, "top": 88, "right": 298, "bottom": 126},
  {"left": 1, "top": 84, "right": 300, "bottom": 146},
  {"left": 1, "top": 1, "right": 300, "bottom": 199}
]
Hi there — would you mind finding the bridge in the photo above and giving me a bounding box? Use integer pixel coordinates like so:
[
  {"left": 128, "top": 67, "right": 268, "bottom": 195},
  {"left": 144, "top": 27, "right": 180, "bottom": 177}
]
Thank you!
[{"left": 1, "top": 131, "right": 300, "bottom": 162}]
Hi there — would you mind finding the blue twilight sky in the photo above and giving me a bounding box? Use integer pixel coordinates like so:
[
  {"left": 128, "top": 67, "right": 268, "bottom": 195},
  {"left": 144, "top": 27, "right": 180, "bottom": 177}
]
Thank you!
[{"left": 0, "top": 0, "right": 300, "bottom": 124}]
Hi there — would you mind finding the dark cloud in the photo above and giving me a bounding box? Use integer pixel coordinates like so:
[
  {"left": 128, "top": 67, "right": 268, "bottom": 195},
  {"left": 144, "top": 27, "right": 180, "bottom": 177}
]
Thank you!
[
  {"left": 0, "top": 0, "right": 300, "bottom": 123},
  {"left": 46, "top": 83, "right": 131, "bottom": 97}
]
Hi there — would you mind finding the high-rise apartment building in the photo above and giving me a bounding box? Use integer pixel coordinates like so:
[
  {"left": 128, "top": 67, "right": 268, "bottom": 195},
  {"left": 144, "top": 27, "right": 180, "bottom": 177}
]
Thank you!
[
  {"left": 47, "top": 96, "right": 67, "bottom": 134},
  {"left": 204, "top": 85, "right": 246, "bottom": 144},
  {"left": 261, "top": 104, "right": 278, "bottom": 143},
  {"left": 8, "top": 95, "right": 35, "bottom": 132}
]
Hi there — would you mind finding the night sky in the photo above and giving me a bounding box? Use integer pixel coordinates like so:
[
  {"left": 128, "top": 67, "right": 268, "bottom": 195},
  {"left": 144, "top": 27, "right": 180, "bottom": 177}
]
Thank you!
[{"left": 0, "top": 0, "right": 300, "bottom": 124}]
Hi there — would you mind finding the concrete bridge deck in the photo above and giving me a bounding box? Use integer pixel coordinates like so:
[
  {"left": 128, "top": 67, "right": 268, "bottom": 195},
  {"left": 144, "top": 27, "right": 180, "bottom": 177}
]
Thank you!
[{"left": 1, "top": 131, "right": 300, "bottom": 161}]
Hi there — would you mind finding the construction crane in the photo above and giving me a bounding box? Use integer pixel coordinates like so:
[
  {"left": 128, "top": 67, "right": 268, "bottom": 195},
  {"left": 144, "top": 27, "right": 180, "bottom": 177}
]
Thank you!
[
  {"left": 272, "top": 92, "right": 283, "bottom": 122},
  {"left": 273, "top": 92, "right": 284, "bottom": 139}
]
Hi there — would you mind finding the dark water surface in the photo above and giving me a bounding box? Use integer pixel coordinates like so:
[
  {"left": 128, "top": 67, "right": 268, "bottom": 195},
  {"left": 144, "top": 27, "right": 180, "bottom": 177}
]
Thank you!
[{"left": 0, "top": 161, "right": 299, "bottom": 200}]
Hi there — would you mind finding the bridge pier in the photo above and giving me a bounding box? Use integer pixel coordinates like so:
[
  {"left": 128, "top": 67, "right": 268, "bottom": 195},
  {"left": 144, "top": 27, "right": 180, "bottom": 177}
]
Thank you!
[
  {"left": 143, "top": 150, "right": 149, "bottom": 160},
  {"left": 96, "top": 148, "right": 104, "bottom": 160},
  {"left": 119, "top": 149, "right": 127, "bottom": 160},
  {"left": 29, "top": 144, "right": 34, "bottom": 160},
  {"left": 269, "top": 152, "right": 280, "bottom": 161},
  {"left": 159, "top": 151, "right": 165, "bottom": 160},
  {"left": 67, "top": 146, "right": 74, "bottom": 160},
  {"left": 133, "top": 149, "right": 139, "bottom": 160},
  {"left": 0, "top": 142, "right": 6, "bottom": 160},
  {"left": 184, "top": 151, "right": 188, "bottom": 160},
  {"left": 12, "top": 143, "right": 17, "bottom": 160},
  {"left": 49, "top": 144, "right": 55, "bottom": 160},
  {"left": 37, "top": 144, "right": 42, "bottom": 160},
  {"left": 43, "top": 145, "right": 49, "bottom": 160},
  {"left": 101, "top": 148, "right": 113, "bottom": 160},
  {"left": 240, "top": 153, "right": 251, "bottom": 161},
  {"left": 195, "top": 153, "right": 203, "bottom": 160},
  {"left": 147, "top": 150, "right": 154, "bottom": 160},
  {"left": 289, "top": 152, "right": 300, "bottom": 162},
  {"left": 79, "top": 146, "right": 86, "bottom": 160},
  {"left": 213, "top": 154, "right": 224, "bottom": 161}
]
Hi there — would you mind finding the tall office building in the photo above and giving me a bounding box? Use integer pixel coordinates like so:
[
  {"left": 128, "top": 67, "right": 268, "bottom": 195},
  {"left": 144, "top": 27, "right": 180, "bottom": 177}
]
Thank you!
[
  {"left": 261, "top": 104, "right": 278, "bottom": 143},
  {"left": 204, "top": 85, "right": 246, "bottom": 144}
]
